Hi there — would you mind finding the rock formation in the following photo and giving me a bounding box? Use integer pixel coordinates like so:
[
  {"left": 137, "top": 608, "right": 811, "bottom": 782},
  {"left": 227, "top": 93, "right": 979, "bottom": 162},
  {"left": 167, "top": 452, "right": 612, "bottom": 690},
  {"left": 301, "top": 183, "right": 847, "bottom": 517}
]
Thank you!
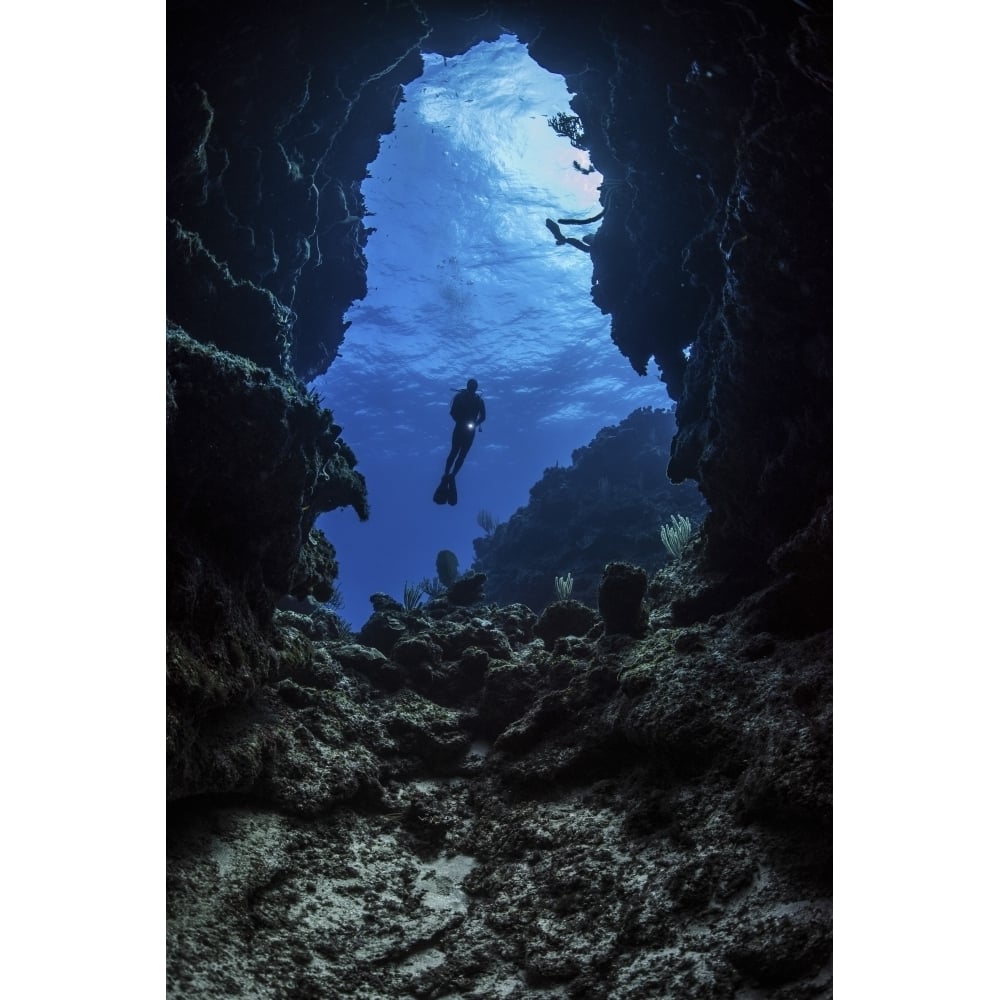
[
  {"left": 472, "top": 406, "right": 706, "bottom": 612},
  {"left": 169, "top": 587, "right": 831, "bottom": 998}
]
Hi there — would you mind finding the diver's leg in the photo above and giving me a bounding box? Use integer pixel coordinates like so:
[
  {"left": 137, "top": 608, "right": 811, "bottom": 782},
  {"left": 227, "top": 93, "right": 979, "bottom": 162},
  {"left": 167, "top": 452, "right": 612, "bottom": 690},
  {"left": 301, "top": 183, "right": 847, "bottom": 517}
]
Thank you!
[
  {"left": 445, "top": 426, "right": 463, "bottom": 474},
  {"left": 451, "top": 440, "right": 472, "bottom": 475},
  {"left": 449, "top": 426, "right": 475, "bottom": 476}
]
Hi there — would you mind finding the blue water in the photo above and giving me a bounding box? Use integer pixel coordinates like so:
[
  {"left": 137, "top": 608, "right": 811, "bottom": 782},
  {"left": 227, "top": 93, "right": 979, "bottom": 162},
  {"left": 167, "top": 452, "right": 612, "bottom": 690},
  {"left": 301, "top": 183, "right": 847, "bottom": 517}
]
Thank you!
[{"left": 310, "top": 36, "right": 668, "bottom": 629}]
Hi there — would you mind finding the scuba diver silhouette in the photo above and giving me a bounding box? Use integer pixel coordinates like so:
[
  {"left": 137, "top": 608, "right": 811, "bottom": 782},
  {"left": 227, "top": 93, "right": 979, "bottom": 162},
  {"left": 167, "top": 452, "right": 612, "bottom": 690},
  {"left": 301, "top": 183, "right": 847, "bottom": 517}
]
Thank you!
[{"left": 433, "top": 378, "right": 486, "bottom": 506}]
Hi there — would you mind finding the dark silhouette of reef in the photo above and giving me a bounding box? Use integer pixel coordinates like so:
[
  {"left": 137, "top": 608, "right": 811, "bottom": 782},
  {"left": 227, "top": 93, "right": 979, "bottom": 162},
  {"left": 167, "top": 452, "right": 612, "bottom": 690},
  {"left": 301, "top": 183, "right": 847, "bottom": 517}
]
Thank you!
[
  {"left": 167, "top": 327, "right": 369, "bottom": 799},
  {"left": 166, "top": 0, "right": 832, "bottom": 995},
  {"left": 473, "top": 407, "right": 707, "bottom": 612}
]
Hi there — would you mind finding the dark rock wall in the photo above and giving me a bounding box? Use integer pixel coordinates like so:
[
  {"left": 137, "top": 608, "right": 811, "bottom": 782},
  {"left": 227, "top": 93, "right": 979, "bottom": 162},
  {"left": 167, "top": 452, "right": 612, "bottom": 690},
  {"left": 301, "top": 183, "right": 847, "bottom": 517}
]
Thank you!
[
  {"left": 166, "top": 327, "right": 368, "bottom": 798},
  {"left": 523, "top": 1, "right": 832, "bottom": 621},
  {"left": 167, "top": 1, "right": 426, "bottom": 379}
]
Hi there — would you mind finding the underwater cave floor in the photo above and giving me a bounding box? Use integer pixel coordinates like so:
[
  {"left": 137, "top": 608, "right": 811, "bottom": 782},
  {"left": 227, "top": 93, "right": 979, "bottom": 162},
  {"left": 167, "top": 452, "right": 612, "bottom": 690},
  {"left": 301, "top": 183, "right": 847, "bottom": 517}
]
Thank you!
[{"left": 167, "top": 759, "right": 832, "bottom": 1000}]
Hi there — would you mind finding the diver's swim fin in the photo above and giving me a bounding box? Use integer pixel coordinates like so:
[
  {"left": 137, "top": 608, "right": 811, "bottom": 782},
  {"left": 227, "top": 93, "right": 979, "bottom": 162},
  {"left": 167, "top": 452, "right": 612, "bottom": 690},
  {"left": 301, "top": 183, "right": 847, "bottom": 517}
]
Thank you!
[
  {"left": 447, "top": 475, "right": 458, "bottom": 506},
  {"left": 545, "top": 217, "right": 566, "bottom": 245},
  {"left": 433, "top": 475, "right": 450, "bottom": 505}
]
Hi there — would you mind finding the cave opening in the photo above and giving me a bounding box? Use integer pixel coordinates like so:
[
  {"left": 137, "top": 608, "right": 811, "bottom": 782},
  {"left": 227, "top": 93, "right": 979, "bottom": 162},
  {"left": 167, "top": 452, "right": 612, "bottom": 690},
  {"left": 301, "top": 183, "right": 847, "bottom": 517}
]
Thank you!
[{"left": 310, "top": 35, "right": 671, "bottom": 629}]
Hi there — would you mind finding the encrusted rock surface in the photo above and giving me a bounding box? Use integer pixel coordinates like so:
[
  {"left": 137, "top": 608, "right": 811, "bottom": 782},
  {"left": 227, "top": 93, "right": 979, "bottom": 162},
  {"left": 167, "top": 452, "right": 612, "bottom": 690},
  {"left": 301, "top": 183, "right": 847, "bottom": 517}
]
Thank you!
[
  {"left": 167, "top": 328, "right": 369, "bottom": 801},
  {"left": 599, "top": 562, "right": 649, "bottom": 636},
  {"left": 534, "top": 600, "right": 600, "bottom": 652},
  {"left": 168, "top": 585, "right": 831, "bottom": 999}
]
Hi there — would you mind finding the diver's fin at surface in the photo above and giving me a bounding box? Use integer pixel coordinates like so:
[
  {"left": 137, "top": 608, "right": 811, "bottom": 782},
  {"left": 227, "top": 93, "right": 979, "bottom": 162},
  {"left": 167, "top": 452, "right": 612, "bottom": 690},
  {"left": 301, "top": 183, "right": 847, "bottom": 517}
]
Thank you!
[
  {"left": 433, "top": 475, "right": 450, "bottom": 505},
  {"left": 447, "top": 475, "right": 458, "bottom": 506}
]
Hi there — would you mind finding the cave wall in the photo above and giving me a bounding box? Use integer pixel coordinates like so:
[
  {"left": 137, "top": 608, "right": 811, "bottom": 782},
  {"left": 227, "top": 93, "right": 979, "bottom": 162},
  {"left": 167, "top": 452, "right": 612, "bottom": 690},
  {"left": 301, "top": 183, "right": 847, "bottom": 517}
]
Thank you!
[
  {"left": 516, "top": 0, "right": 833, "bottom": 620},
  {"left": 167, "top": 0, "right": 831, "bottom": 740}
]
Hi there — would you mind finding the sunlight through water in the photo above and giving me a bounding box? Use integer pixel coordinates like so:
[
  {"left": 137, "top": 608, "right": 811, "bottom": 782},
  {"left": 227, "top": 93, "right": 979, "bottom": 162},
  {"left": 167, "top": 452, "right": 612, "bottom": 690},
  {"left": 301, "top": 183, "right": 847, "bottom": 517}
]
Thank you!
[{"left": 311, "top": 35, "right": 668, "bottom": 629}]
